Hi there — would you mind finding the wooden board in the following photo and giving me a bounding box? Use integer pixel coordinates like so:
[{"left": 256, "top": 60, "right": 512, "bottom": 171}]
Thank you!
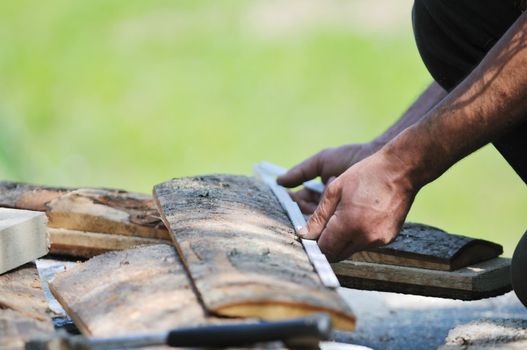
[
  {"left": 49, "top": 244, "right": 207, "bottom": 336},
  {"left": 48, "top": 228, "right": 168, "bottom": 258},
  {"left": 153, "top": 175, "right": 356, "bottom": 331},
  {"left": 351, "top": 223, "right": 503, "bottom": 271},
  {"left": 0, "top": 181, "right": 169, "bottom": 240},
  {"left": 1, "top": 208, "right": 48, "bottom": 274},
  {"left": 332, "top": 257, "right": 512, "bottom": 300},
  {"left": 0, "top": 263, "right": 54, "bottom": 350}
]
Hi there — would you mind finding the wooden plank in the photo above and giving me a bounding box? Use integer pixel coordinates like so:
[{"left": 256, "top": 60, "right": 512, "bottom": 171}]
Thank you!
[
  {"left": 333, "top": 257, "right": 512, "bottom": 300},
  {"left": 0, "top": 181, "right": 169, "bottom": 240},
  {"left": 48, "top": 228, "right": 168, "bottom": 258},
  {"left": 153, "top": 175, "right": 356, "bottom": 331},
  {"left": 0, "top": 263, "right": 54, "bottom": 350},
  {"left": 49, "top": 244, "right": 207, "bottom": 337},
  {"left": 351, "top": 223, "right": 503, "bottom": 271},
  {"left": 1, "top": 208, "right": 48, "bottom": 274}
]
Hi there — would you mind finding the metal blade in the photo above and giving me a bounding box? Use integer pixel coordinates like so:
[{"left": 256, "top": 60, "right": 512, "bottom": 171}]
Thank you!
[{"left": 254, "top": 163, "right": 340, "bottom": 289}]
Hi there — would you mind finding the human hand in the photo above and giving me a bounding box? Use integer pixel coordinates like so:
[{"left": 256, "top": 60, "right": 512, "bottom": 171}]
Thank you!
[
  {"left": 298, "top": 151, "right": 418, "bottom": 262},
  {"left": 277, "top": 143, "right": 378, "bottom": 213}
]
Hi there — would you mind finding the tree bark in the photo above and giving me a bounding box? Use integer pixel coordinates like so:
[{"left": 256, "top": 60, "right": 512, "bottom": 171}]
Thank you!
[{"left": 154, "top": 175, "right": 356, "bottom": 331}]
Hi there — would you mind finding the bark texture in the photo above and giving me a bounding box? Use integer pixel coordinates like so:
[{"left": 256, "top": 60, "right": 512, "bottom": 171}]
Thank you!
[
  {"left": 353, "top": 223, "right": 503, "bottom": 271},
  {"left": 49, "top": 244, "right": 207, "bottom": 337},
  {"left": 0, "top": 181, "right": 170, "bottom": 244},
  {"left": 153, "top": 175, "right": 355, "bottom": 331},
  {"left": 0, "top": 264, "right": 54, "bottom": 350}
]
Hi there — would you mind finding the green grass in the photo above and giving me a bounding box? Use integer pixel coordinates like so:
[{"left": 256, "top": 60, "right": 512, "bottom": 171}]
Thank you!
[{"left": 0, "top": 1, "right": 525, "bottom": 255}]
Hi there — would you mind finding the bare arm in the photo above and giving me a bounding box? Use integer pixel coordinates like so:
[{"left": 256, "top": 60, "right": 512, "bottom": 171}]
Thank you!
[
  {"left": 371, "top": 82, "right": 447, "bottom": 150},
  {"left": 299, "top": 12, "right": 527, "bottom": 261},
  {"left": 278, "top": 82, "right": 447, "bottom": 213}
]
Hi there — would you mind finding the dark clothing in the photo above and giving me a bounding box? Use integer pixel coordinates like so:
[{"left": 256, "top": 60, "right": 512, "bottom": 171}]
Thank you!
[{"left": 412, "top": 0, "right": 527, "bottom": 184}]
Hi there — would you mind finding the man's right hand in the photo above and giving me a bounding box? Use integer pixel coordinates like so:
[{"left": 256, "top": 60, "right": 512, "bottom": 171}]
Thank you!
[{"left": 277, "top": 143, "right": 378, "bottom": 213}]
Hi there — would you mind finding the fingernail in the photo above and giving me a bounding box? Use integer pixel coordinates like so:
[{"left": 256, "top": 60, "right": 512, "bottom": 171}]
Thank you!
[{"left": 298, "top": 226, "right": 308, "bottom": 237}]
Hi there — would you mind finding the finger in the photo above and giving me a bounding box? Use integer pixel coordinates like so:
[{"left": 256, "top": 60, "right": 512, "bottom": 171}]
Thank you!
[
  {"left": 297, "top": 199, "right": 318, "bottom": 214},
  {"left": 298, "top": 182, "right": 341, "bottom": 240},
  {"left": 277, "top": 153, "right": 322, "bottom": 188},
  {"left": 317, "top": 213, "right": 349, "bottom": 262},
  {"left": 290, "top": 188, "right": 321, "bottom": 205}
]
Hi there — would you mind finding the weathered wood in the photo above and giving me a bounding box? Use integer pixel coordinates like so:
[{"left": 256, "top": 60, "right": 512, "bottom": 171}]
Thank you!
[
  {"left": 153, "top": 175, "right": 356, "bottom": 331},
  {"left": 0, "top": 263, "right": 54, "bottom": 350},
  {"left": 1, "top": 208, "right": 48, "bottom": 274},
  {"left": 49, "top": 244, "right": 207, "bottom": 337},
  {"left": 351, "top": 223, "right": 503, "bottom": 271},
  {"left": 333, "top": 257, "right": 512, "bottom": 300},
  {"left": 0, "top": 181, "right": 169, "bottom": 240},
  {"left": 48, "top": 228, "right": 168, "bottom": 258}
]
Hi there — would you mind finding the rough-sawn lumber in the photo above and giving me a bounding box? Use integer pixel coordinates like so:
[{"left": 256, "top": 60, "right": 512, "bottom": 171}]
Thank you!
[
  {"left": 49, "top": 244, "right": 207, "bottom": 337},
  {"left": 0, "top": 263, "right": 54, "bottom": 350},
  {"left": 0, "top": 181, "right": 169, "bottom": 240},
  {"left": 153, "top": 175, "right": 356, "bottom": 331}
]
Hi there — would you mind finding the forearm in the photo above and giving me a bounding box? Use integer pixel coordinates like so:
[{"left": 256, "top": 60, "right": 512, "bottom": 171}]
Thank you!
[
  {"left": 382, "top": 12, "right": 527, "bottom": 189},
  {"left": 371, "top": 82, "right": 447, "bottom": 150}
]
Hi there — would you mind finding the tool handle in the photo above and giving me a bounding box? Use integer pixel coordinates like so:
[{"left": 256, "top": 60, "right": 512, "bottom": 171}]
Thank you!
[{"left": 166, "top": 313, "right": 332, "bottom": 348}]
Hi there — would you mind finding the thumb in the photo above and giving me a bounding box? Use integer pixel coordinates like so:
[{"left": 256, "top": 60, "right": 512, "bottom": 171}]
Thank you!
[
  {"left": 298, "top": 181, "right": 341, "bottom": 240},
  {"left": 277, "top": 153, "right": 322, "bottom": 188}
]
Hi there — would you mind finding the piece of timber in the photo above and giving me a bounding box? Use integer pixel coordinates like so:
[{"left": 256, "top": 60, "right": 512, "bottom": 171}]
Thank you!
[
  {"left": 351, "top": 223, "right": 503, "bottom": 271},
  {"left": 1, "top": 208, "right": 48, "bottom": 274},
  {"left": 0, "top": 181, "right": 169, "bottom": 240},
  {"left": 49, "top": 244, "right": 207, "bottom": 337},
  {"left": 153, "top": 175, "right": 356, "bottom": 331},
  {"left": 48, "top": 228, "right": 168, "bottom": 258},
  {"left": 0, "top": 263, "right": 54, "bottom": 350},
  {"left": 332, "top": 257, "right": 512, "bottom": 300}
]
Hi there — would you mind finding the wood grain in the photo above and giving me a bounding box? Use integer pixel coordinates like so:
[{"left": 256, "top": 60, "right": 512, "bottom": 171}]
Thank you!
[
  {"left": 333, "top": 257, "right": 512, "bottom": 300},
  {"left": 351, "top": 223, "right": 503, "bottom": 271},
  {"left": 48, "top": 228, "right": 168, "bottom": 258},
  {"left": 0, "top": 181, "right": 169, "bottom": 240},
  {"left": 49, "top": 244, "right": 207, "bottom": 337},
  {"left": 0, "top": 264, "right": 54, "bottom": 350},
  {"left": 153, "top": 175, "right": 356, "bottom": 331},
  {"left": 1, "top": 208, "right": 48, "bottom": 274}
]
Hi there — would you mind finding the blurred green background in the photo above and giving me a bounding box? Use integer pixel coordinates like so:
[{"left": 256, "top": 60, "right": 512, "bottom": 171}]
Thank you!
[{"left": 0, "top": 0, "right": 524, "bottom": 255}]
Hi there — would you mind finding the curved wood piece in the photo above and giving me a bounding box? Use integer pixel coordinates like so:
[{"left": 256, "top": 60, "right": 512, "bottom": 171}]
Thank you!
[{"left": 153, "top": 175, "right": 356, "bottom": 331}]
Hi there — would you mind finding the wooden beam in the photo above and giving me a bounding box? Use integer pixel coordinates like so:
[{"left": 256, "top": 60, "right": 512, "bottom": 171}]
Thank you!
[
  {"left": 0, "top": 263, "right": 54, "bottom": 350},
  {"left": 1, "top": 208, "right": 48, "bottom": 275},
  {"left": 351, "top": 223, "right": 503, "bottom": 271},
  {"left": 333, "top": 257, "right": 511, "bottom": 300},
  {"left": 0, "top": 181, "right": 169, "bottom": 240},
  {"left": 153, "top": 175, "right": 356, "bottom": 331},
  {"left": 49, "top": 244, "right": 207, "bottom": 336},
  {"left": 48, "top": 228, "right": 169, "bottom": 258}
]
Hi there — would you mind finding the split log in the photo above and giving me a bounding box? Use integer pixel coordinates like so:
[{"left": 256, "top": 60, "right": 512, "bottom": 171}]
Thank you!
[
  {"left": 153, "top": 175, "right": 356, "bottom": 331},
  {"left": 0, "top": 181, "right": 169, "bottom": 240},
  {"left": 0, "top": 263, "right": 54, "bottom": 350},
  {"left": 351, "top": 223, "right": 503, "bottom": 271},
  {"left": 49, "top": 244, "right": 207, "bottom": 336},
  {"left": 0, "top": 208, "right": 48, "bottom": 274}
]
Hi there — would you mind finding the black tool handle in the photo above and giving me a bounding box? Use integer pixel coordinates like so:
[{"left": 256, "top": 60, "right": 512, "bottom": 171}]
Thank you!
[{"left": 165, "top": 313, "right": 332, "bottom": 348}]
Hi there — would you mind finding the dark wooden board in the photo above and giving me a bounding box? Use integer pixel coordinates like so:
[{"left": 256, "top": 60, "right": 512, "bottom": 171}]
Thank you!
[
  {"left": 333, "top": 258, "right": 512, "bottom": 300},
  {"left": 154, "top": 175, "right": 356, "bottom": 331},
  {"left": 351, "top": 223, "right": 503, "bottom": 271},
  {"left": 0, "top": 263, "right": 54, "bottom": 350}
]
